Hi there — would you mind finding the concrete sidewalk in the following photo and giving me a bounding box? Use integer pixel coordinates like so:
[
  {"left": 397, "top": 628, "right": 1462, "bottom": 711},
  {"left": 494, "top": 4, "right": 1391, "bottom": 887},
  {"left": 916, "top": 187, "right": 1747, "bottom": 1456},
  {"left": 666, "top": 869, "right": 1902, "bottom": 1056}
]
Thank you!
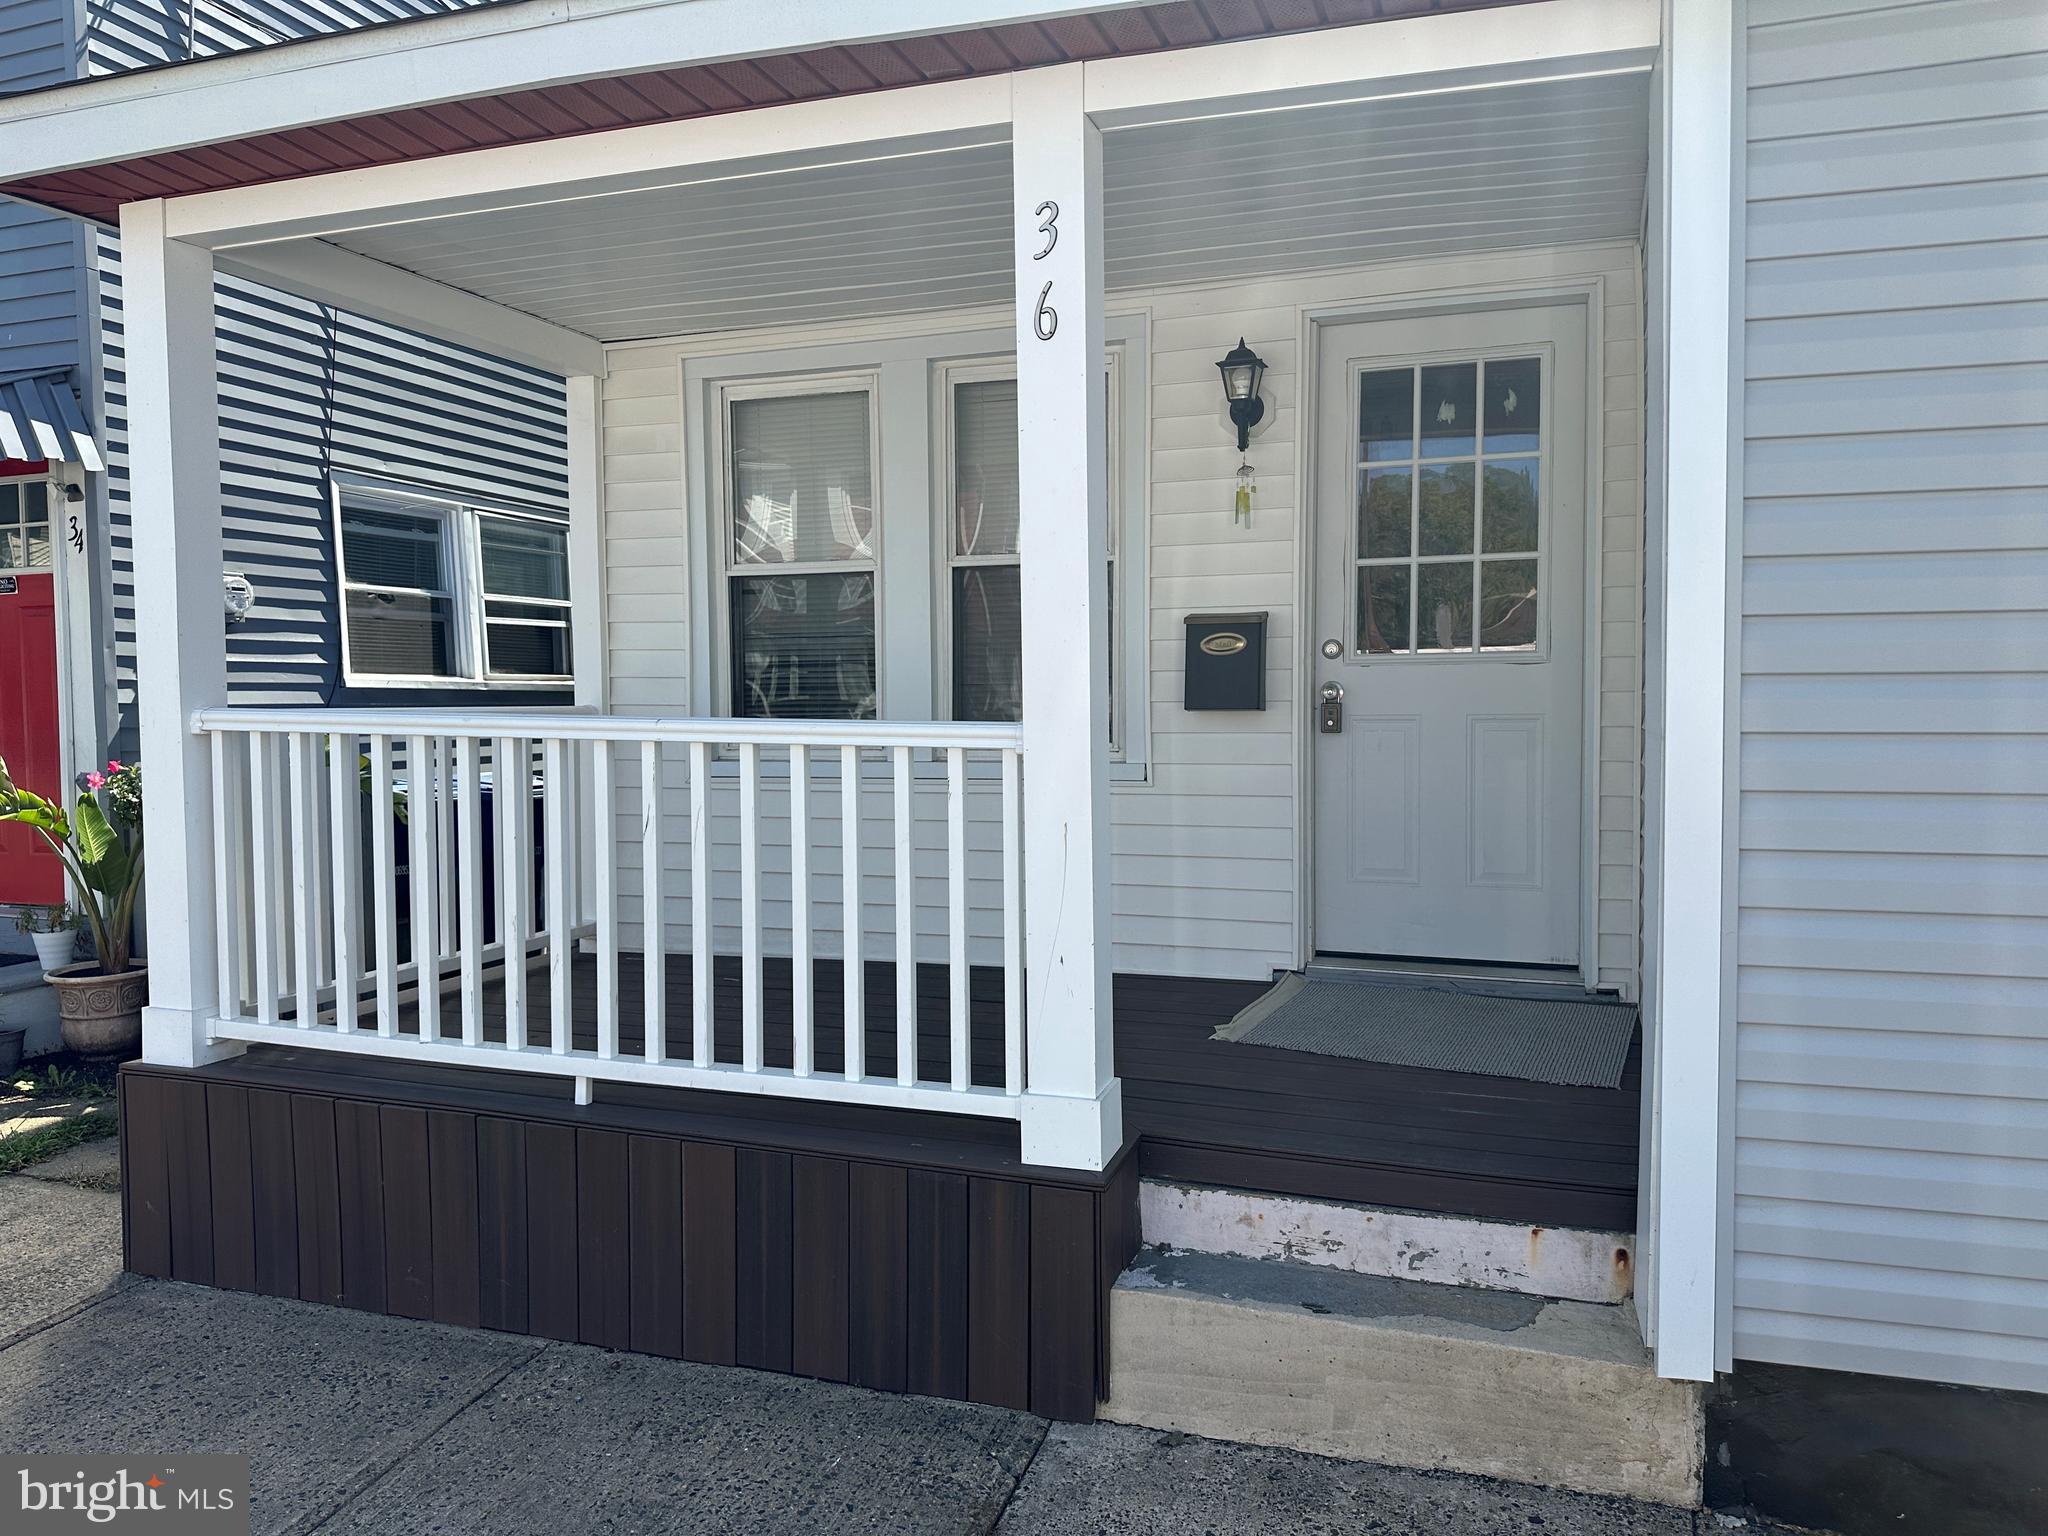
[{"left": 0, "top": 1168, "right": 1772, "bottom": 1535}]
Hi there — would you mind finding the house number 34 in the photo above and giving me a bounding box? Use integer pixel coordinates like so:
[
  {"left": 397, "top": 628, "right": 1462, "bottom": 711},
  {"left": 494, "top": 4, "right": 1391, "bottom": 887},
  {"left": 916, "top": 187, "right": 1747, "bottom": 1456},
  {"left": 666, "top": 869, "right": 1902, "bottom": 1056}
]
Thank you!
[{"left": 1030, "top": 199, "right": 1058, "bottom": 341}]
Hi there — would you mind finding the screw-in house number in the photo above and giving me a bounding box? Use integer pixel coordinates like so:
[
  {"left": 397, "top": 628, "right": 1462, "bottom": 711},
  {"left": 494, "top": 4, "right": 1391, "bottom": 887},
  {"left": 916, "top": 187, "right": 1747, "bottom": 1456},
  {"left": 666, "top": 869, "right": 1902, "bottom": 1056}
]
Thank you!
[{"left": 1030, "top": 200, "right": 1058, "bottom": 340}]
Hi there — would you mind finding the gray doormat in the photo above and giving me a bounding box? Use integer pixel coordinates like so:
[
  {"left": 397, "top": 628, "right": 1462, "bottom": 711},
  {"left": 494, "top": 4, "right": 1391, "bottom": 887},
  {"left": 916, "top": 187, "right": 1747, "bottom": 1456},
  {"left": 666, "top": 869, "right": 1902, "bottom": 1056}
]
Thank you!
[{"left": 1213, "top": 973, "right": 1638, "bottom": 1089}]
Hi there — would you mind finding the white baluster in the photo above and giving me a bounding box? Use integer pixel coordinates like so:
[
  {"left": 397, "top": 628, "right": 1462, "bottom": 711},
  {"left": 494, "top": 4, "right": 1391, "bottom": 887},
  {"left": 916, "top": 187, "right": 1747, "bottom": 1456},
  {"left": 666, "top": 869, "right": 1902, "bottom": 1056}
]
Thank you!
[
  {"left": 689, "top": 740, "right": 711, "bottom": 1067},
  {"left": 370, "top": 734, "right": 398, "bottom": 1037},
  {"left": 893, "top": 744, "right": 916, "bottom": 1087},
  {"left": 1002, "top": 748, "right": 1023, "bottom": 1097},
  {"left": 329, "top": 731, "right": 361, "bottom": 1033},
  {"left": 210, "top": 731, "right": 244, "bottom": 1024},
  {"left": 594, "top": 737, "right": 618, "bottom": 1061},
  {"left": 288, "top": 733, "right": 319, "bottom": 1029},
  {"left": 738, "top": 740, "right": 762, "bottom": 1074},
  {"left": 435, "top": 736, "right": 455, "bottom": 946},
  {"left": 545, "top": 736, "right": 572, "bottom": 1054},
  {"left": 947, "top": 747, "right": 969, "bottom": 1092},
  {"left": 841, "top": 744, "right": 864, "bottom": 1083},
  {"left": 642, "top": 740, "right": 665, "bottom": 1065},
  {"left": 789, "top": 744, "right": 812, "bottom": 1078},
  {"left": 497, "top": 735, "right": 528, "bottom": 1050},
  {"left": 457, "top": 735, "right": 484, "bottom": 1046},
  {"left": 249, "top": 733, "right": 281, "bottom": 1025},
  {"left": 408, "top": 733, "right": 440, "bottom": 1044}
]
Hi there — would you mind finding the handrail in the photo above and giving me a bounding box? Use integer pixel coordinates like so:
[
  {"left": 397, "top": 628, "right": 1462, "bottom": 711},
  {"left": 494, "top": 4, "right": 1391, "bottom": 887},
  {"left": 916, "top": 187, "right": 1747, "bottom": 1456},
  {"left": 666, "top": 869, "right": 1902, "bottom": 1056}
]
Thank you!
[{"left": 191, "top": 706, "right": 1023, "bottom": 751}]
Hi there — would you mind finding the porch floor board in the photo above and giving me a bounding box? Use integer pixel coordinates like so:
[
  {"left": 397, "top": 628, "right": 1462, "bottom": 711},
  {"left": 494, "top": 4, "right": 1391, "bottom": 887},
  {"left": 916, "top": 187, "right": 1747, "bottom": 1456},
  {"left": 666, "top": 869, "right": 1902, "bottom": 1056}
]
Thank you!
[{"left": 312, "top": 954, "right": 1637, "bottom": 1231}]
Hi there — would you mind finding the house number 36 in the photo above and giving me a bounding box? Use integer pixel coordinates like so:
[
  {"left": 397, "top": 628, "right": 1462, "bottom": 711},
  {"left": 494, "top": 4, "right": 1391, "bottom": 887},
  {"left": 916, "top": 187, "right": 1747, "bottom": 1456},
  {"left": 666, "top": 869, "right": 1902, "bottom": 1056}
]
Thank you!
[{"left": 1030, "top": 199, "right": 1058, "bottom": 341}]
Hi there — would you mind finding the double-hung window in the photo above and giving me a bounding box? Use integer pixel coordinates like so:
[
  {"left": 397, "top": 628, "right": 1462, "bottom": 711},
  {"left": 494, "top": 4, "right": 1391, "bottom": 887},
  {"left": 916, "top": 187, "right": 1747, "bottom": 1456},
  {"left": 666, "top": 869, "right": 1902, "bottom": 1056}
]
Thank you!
[
  {"left": 942, "top": 358, "right": 1121, "bottom": 746},
  {"left": 723, "top": 381, "right": 879, "bottom": 720},
  {"left": 336, "top": 482, "right": 572, "bottom": 686}
]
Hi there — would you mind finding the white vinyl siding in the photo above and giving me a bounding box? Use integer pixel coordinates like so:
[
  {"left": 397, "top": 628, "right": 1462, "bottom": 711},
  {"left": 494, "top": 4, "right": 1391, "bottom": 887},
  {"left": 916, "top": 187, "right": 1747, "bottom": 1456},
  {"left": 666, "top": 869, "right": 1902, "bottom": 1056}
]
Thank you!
[
  {"left": 598, "top": 242, "right": 1644, "bottom": 986},
  {"left": 1732, "top": 0, "right": 2048, "bottom": 1392}
]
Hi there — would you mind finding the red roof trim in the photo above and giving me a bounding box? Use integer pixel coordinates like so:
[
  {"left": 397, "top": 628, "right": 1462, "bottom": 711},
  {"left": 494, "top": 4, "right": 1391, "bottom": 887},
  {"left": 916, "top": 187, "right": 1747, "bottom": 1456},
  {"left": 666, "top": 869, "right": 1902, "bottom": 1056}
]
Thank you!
[{"left": 1, "top": 0, "right": 1535, "bottom": 225}]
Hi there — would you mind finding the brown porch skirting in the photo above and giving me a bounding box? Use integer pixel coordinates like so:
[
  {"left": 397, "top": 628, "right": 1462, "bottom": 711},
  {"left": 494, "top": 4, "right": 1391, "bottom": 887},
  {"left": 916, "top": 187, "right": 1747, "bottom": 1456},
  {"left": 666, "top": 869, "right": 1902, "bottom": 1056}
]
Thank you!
[{"left": 118, "top": 1055, "right": 1138, "bottom": 1423}]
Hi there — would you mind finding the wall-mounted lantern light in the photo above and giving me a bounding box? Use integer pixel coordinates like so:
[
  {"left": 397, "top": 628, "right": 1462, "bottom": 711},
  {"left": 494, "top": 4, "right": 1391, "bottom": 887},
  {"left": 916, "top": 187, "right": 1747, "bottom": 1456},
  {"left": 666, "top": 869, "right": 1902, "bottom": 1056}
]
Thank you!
[
  {"left": 1217, "top": 338, "right": 1267, "bottom": 528},
  {"left": 1216, "top": 338, "right": 1267, "bottom": 452}
]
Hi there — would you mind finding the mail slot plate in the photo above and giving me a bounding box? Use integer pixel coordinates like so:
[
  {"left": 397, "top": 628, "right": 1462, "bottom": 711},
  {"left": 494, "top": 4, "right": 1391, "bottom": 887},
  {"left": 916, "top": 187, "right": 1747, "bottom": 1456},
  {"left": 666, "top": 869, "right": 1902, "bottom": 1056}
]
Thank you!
[{"left": 1183, "top": 611, "right": 1267, "bottom": 711}]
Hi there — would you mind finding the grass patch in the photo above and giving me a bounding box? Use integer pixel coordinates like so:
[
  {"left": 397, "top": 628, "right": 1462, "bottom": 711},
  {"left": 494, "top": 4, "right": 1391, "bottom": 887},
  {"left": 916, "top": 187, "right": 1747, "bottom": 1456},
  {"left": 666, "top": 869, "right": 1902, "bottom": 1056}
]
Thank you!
[
  {"left": 0, "top": 1110, "right": 118, "bottom": 1175},
  {"left": 8, "top": 1054, "right": 120, "bottom": 1101}
]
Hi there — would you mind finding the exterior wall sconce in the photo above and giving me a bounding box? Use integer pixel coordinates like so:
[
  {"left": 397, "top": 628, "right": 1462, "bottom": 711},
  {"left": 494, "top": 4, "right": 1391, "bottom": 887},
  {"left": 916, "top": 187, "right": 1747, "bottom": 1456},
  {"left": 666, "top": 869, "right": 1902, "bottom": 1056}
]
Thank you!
[
  {"left": 1217, "top": 338, "right": 1267, "bottom": 528},
  {"left": 1216, "top": 338, "right": 1267, "bottom": 451}
]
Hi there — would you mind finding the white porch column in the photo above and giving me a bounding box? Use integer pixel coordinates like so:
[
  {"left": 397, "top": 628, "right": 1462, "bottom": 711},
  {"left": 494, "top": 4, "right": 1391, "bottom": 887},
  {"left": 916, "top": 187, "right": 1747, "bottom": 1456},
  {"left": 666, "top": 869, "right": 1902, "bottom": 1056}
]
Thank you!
[
  {"left": 123, "top": 199, "right": 240, "bottom": 1068},
  {"left": 565, "top": 372, "right": 606, "bottom": 711},
  {"left": 1644, "top": 0, "right": 1737, "bottom": 1381},
  {"left": 1011, "top": 64, "right": 1121, "bottom": 1171}
]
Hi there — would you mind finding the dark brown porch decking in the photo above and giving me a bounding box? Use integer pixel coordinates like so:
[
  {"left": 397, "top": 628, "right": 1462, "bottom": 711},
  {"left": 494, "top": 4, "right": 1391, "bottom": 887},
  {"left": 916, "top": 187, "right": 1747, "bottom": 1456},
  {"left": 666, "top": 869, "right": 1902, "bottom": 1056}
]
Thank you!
[{"left": 338, "top": 952, "right": 1639, "bottom": 1233}]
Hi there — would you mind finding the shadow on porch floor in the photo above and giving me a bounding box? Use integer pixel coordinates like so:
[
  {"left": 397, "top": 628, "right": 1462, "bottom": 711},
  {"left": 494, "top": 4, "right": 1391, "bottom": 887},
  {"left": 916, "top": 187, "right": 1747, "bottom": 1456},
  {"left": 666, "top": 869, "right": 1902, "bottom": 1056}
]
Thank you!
[{"left": 337, "top": 953, "right": 1638, "bottom": 1232}]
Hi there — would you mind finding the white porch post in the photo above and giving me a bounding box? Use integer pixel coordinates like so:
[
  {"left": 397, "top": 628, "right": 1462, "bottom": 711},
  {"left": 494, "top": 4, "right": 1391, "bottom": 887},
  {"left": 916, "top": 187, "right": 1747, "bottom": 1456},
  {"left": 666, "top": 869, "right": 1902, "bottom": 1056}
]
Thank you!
[
  {"left": 1645, "top": 0, "right": 1737, "bottom": 1381},
  {"left": 123, "top": 199, "right": 240, "bottom": 1068},
  {"left": 565, "top": 372, "right": 606, "bottom": 711},
  {"left": 1011, "top": 64, "right": 1121, "bottom": 1170}
]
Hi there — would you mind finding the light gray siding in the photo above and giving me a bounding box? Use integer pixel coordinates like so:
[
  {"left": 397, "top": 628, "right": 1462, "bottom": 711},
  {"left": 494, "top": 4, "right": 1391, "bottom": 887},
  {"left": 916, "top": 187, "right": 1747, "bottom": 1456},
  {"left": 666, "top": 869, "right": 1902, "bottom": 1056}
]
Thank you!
[
  {"left": 1733, "top": 0, "right": 2048, "bottom": 1392},
  {"left": 0, "top": 0, "right": 85, "bottom": 383}
]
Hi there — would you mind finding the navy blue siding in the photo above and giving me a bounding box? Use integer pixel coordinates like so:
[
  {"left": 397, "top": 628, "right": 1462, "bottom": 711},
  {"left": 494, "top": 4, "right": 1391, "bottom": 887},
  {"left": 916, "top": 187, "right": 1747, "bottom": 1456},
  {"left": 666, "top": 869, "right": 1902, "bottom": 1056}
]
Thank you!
[
  {"left": 97, "top": 236, "right": 569, "bottom": 752},
  {"left": 84, "top": 0, "right": 490, "bottom": 73},
  {"left": 72, "top": 0, "right": 569, "bottom": 751},
  {"left": 0, "top": 0, "right": 86, "bottom": 383}
]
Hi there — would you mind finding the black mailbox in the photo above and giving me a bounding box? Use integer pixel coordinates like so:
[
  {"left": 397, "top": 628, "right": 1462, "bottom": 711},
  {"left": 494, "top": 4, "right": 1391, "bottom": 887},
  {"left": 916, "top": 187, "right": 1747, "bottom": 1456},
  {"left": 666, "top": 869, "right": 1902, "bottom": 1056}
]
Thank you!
[{"left": 1183, "top": 611, "right": 1267, "bottom": 711}]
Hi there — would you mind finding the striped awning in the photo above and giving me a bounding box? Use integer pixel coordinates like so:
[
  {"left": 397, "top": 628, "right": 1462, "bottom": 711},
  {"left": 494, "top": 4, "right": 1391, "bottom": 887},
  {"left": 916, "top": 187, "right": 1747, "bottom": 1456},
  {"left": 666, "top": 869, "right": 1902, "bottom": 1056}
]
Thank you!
[{"left": 0, "top": 372, "right": 103, "bottom": 472}]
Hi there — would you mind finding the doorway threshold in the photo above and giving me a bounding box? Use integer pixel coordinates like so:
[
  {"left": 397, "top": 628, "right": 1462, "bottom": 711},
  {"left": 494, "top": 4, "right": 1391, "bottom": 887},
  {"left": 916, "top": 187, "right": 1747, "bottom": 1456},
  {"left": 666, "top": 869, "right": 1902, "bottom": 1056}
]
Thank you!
[{"left": 1306, "top": 953, "right": 1595, "bottom": 1001}]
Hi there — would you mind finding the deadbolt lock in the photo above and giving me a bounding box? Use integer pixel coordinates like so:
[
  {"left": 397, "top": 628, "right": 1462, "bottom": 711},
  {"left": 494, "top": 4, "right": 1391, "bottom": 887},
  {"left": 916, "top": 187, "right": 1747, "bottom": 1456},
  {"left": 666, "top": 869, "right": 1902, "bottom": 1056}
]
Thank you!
[{"left": 1321, "top": 638, "right": 1344, "bottom": 660}]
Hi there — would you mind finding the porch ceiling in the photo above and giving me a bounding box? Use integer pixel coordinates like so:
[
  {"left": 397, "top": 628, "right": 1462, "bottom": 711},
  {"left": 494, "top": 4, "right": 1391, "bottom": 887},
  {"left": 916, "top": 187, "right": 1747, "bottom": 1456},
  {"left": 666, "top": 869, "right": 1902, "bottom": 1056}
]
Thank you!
[{"left": 308, "top": 69, "right": 1648, "bottom": 342}]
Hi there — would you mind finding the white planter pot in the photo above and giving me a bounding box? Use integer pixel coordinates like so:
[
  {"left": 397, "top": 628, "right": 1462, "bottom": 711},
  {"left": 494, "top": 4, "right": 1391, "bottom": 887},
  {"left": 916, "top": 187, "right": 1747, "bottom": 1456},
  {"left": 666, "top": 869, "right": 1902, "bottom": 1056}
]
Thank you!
[{"left": 30, "top": 930, "right": 76, "bottom": 973}]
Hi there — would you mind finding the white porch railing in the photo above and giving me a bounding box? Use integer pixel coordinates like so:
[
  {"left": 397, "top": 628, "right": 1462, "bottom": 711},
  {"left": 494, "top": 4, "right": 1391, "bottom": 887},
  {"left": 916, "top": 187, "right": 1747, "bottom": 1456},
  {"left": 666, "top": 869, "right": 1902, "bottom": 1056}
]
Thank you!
[{"left": 192, "top": 708, "right": 1026, "bottom": 1118}]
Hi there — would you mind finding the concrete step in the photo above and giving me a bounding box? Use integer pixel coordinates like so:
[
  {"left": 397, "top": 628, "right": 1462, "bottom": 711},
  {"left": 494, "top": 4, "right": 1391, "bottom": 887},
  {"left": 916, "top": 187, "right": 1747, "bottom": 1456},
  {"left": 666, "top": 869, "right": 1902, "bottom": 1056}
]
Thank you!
[
  {"left": 1102, "top": 1246, "right": 1702, "bottom": 1507},
  {"left": 1141, "top": 1178, "right": 1636, "bottom": 1303}
]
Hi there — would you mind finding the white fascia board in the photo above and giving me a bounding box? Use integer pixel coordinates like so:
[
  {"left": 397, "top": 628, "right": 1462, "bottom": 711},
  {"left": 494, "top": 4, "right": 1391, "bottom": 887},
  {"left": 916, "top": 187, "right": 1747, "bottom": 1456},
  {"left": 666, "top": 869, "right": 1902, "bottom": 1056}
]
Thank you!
[
  {"left": 170, "top": 80, "right": 1015, "bottom": 248},
  {"left": 216, "top": 239, "right": 605, "bottom": 375},
  {"left": 0, "top": 0, "right": 1148, "bottom": 183},
  {"left": 1082, "top": 0, "right": 1660, "bottom": 123}
]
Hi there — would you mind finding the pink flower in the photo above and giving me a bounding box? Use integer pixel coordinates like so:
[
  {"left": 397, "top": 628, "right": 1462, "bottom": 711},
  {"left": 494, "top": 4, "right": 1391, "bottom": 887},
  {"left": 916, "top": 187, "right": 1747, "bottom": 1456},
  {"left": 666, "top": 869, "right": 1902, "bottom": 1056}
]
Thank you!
[
  {"left": 106, "top": 760, "right": 124, "bottom": 773},
  {"left": 84, "top": 771, "right": 105, "bottom": 789}
]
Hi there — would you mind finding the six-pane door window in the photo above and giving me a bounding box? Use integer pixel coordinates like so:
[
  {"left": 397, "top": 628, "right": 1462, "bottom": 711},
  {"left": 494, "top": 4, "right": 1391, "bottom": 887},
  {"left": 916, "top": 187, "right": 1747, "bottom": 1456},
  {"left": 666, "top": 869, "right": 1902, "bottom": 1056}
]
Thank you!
[
  {"left": 338, "top": 488, "right": 571, "bottom": 684},
  {"left": 726, "top": 386, "right": 878, "bottom": 720},
  {"left": 1355, "top": 355, "right": 1542, "bottom": 656}
]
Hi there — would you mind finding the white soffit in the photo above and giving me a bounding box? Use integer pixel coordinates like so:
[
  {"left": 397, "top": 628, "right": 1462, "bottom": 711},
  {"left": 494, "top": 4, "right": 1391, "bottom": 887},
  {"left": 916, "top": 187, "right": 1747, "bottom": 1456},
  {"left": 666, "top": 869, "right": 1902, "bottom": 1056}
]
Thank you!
[{"left": 321, "top": 70, "right": 1650, "bottom": 342}]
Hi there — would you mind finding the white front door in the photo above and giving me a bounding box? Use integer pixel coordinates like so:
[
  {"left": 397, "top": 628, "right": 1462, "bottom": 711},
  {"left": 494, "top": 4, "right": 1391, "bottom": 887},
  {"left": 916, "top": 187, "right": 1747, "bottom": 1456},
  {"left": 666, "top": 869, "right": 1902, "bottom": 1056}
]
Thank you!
[{"left": 1311, "top": 304, "right": 1587, "bottom": 967}]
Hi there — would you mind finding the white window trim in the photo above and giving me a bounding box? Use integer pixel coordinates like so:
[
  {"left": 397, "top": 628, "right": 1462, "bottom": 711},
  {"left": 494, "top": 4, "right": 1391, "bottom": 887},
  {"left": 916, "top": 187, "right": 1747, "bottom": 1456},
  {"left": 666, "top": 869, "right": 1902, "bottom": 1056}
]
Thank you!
[
  {"left": 333, "top": 474, "right": 573, "bottom": 689},
  {"left": 1345, "top": 341, "right": 1556, "bottom": 666},
  {"left": 710, "top": 370, "right": 885, "bottom": 722},
  {"left": 679, "top": 314, "right": 1149, "bottom": 777},
  {"left": 932, "top": 349, "right": 1129, "bottom": 759},
  {"left": 0, "top": 476, "right": 58, "bottom": 575}
]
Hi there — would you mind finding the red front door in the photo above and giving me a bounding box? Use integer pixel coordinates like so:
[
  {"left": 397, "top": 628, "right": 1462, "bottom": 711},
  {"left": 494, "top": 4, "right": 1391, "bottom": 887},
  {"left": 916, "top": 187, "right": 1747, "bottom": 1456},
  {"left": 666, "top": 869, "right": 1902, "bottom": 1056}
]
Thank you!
[{"left": 0, "top": 569, "right": 64, "bottom": 904}]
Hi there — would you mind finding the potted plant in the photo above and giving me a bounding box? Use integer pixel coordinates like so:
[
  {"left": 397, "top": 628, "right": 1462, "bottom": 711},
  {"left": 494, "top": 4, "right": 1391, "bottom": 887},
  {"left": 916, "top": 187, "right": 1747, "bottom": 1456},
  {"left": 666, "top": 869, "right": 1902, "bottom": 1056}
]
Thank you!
[
  {"left": 0, "top": 756, "right": 147, "bottom": 1060},
  {"left": 14, "top": 902, "right": 78, "bottom": 973}
]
